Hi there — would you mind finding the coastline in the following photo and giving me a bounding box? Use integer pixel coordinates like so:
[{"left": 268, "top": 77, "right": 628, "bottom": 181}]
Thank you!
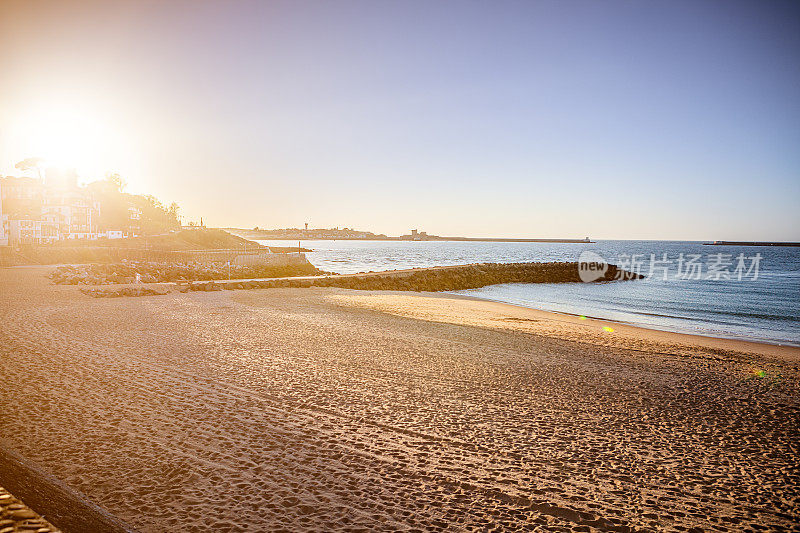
[
  {"left": 325, "top": 289, "right": 800, "bottom": 362},
  {"left": 257, "top": 238, "right": 799, "bottom": 348},
  {"left": 447, "top": 292, "right": 800, "bottom": 355}
]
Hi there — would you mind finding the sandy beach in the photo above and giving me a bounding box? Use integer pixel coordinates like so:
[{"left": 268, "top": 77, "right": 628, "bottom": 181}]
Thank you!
[{"left": 1, "top": 266, "right": 798, "bottom": 532}]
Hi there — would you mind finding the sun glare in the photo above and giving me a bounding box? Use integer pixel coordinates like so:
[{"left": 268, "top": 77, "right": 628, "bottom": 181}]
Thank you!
[{"left": 11, "top": 102, "right": 130, "bottom": 183}]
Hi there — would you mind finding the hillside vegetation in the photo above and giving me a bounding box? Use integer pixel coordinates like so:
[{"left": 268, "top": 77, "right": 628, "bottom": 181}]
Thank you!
[
  {"left": 55, "top": 228, "right": 264, "bottom": 251},
  {"left": 1, "top": 229, "right": 279, "bottom": 266}
]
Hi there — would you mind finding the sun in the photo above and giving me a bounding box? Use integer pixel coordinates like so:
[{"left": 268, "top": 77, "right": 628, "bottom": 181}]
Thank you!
[{"left": 11, "top": 101, "right": 131, "bottom": 183}]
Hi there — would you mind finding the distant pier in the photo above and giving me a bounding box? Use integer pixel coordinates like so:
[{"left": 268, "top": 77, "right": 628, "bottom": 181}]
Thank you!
[
  {"left": 705, "top": 241, "right": 800, "bottom": 247},
  {"left": 411, "top": 237, "right": 594, "bottom": 243}
]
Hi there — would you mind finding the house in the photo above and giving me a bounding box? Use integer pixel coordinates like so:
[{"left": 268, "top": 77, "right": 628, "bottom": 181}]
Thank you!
[
  {"left": 0, "top": 176, "right": 44, "bottom": 219},
  {"left": 1, "top": 171, "right": 101, "bottom": 246},
  {"left": 7, "top": 218, "right": 60, "bottom": 245},
  {"left": 103, "top": 230, "right": 125, "bottom": 239},
  {"left": 126, "top": 206, "right": 141, "bottom": 237}
]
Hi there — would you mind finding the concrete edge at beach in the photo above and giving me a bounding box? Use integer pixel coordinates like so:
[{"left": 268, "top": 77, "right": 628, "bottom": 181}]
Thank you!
[{"left": 0, "top": 445, "right": 138, "bottom": 533}]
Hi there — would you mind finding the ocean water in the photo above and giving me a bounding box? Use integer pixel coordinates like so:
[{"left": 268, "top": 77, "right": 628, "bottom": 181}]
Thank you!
[{"left": 256, "top": 239, "right": 800, "bottom": 346}]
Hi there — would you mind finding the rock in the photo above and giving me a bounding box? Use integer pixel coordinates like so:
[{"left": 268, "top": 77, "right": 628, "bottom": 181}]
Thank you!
[
  {"left": 17, "top": 519, "right": 46, "bottom": 530},
  {"left": 9, "top": 509, "right": 37, "bottom": 520}
]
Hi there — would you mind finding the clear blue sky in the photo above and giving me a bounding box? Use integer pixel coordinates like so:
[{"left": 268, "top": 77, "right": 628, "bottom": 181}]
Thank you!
[{"left": 1, "top": 0, "right": 798, "bottom": 239}]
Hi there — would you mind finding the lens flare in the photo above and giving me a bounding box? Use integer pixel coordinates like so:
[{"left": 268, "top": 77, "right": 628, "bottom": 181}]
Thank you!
[{"left": 602, "top": 326, "right": 615, "bottom": 333}]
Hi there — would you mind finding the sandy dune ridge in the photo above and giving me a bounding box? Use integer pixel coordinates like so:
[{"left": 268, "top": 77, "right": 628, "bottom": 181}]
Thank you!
[{"left": 0, "top": 267, "right": 798, "bottom": 532}]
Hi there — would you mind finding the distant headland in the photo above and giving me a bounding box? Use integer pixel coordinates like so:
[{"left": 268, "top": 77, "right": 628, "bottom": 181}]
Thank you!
[{"left": 226, "top": 226, "right": 593, "bottom": 243}]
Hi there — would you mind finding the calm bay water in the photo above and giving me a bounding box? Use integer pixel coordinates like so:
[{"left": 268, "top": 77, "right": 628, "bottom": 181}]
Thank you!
[{"left": 257, "top": 239, "right": 800, "bottom": 346}]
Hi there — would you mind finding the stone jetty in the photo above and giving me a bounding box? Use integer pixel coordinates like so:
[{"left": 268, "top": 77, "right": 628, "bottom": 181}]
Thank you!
[{"left": 79, "top": 262, "right": 641, "bottom": 298}]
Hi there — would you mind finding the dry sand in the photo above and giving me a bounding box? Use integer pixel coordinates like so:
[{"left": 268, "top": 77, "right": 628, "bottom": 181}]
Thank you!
[{"left": 1, "top": 266, "right": 798, "bottom": 532}]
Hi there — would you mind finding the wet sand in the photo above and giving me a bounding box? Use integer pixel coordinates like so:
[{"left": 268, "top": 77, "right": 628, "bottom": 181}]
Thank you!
[{"left": 1, "top": 266, "right": 798, "bottom": 532}]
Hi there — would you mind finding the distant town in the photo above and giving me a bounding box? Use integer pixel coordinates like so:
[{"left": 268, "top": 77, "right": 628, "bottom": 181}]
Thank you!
[
  {"left": 0, "top": 158, "right": 184, "bottom": 247},
  {"left": 228, "top": 225, "right": 593, "bottom": 243}
]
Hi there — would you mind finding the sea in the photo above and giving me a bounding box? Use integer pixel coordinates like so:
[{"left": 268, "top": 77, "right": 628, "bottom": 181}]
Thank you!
[{"left": 255, "top": 239, "right": 800, "bottom": 347}]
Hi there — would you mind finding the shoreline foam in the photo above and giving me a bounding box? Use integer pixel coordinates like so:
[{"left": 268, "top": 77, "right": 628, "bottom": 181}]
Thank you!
[{"left": 448, "top": 292, "right": 800, "bottom": 352}]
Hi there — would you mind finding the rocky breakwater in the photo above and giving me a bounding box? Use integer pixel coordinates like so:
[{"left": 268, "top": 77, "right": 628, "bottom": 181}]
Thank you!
[
  {"left": 50, "top": 260, "right": 325, "bottom": 285},
  {"left": 314, "top": 262, "right": 641, "bottom": 292},
  {"left": 76, "top": 262, "right": 641, "bottom": 298},
  {"left": 179, "top": 262, "right": 641, "bottom": 293}
]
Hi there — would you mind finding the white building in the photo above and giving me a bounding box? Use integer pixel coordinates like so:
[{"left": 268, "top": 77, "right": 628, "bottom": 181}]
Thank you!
[
  {"left": 0, "top": 181, "right": 7, "bottom": 246},
  {"left": 42, "top": 188, "right": 100, "bottom": 240},
  {"left": 7, "top": 219, "right": 59, "bottom": 245}
]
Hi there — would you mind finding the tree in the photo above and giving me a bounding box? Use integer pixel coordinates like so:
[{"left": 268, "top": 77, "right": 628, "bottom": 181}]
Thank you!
[
  {"left": 15, "top": 157, "right": 44, "bottom": 180},
  {"left": 168, "top": 202, "right": 180, "bottom": 223},
  {"left": 105, "top": 172, "right": 127, "bottom": 193}
]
